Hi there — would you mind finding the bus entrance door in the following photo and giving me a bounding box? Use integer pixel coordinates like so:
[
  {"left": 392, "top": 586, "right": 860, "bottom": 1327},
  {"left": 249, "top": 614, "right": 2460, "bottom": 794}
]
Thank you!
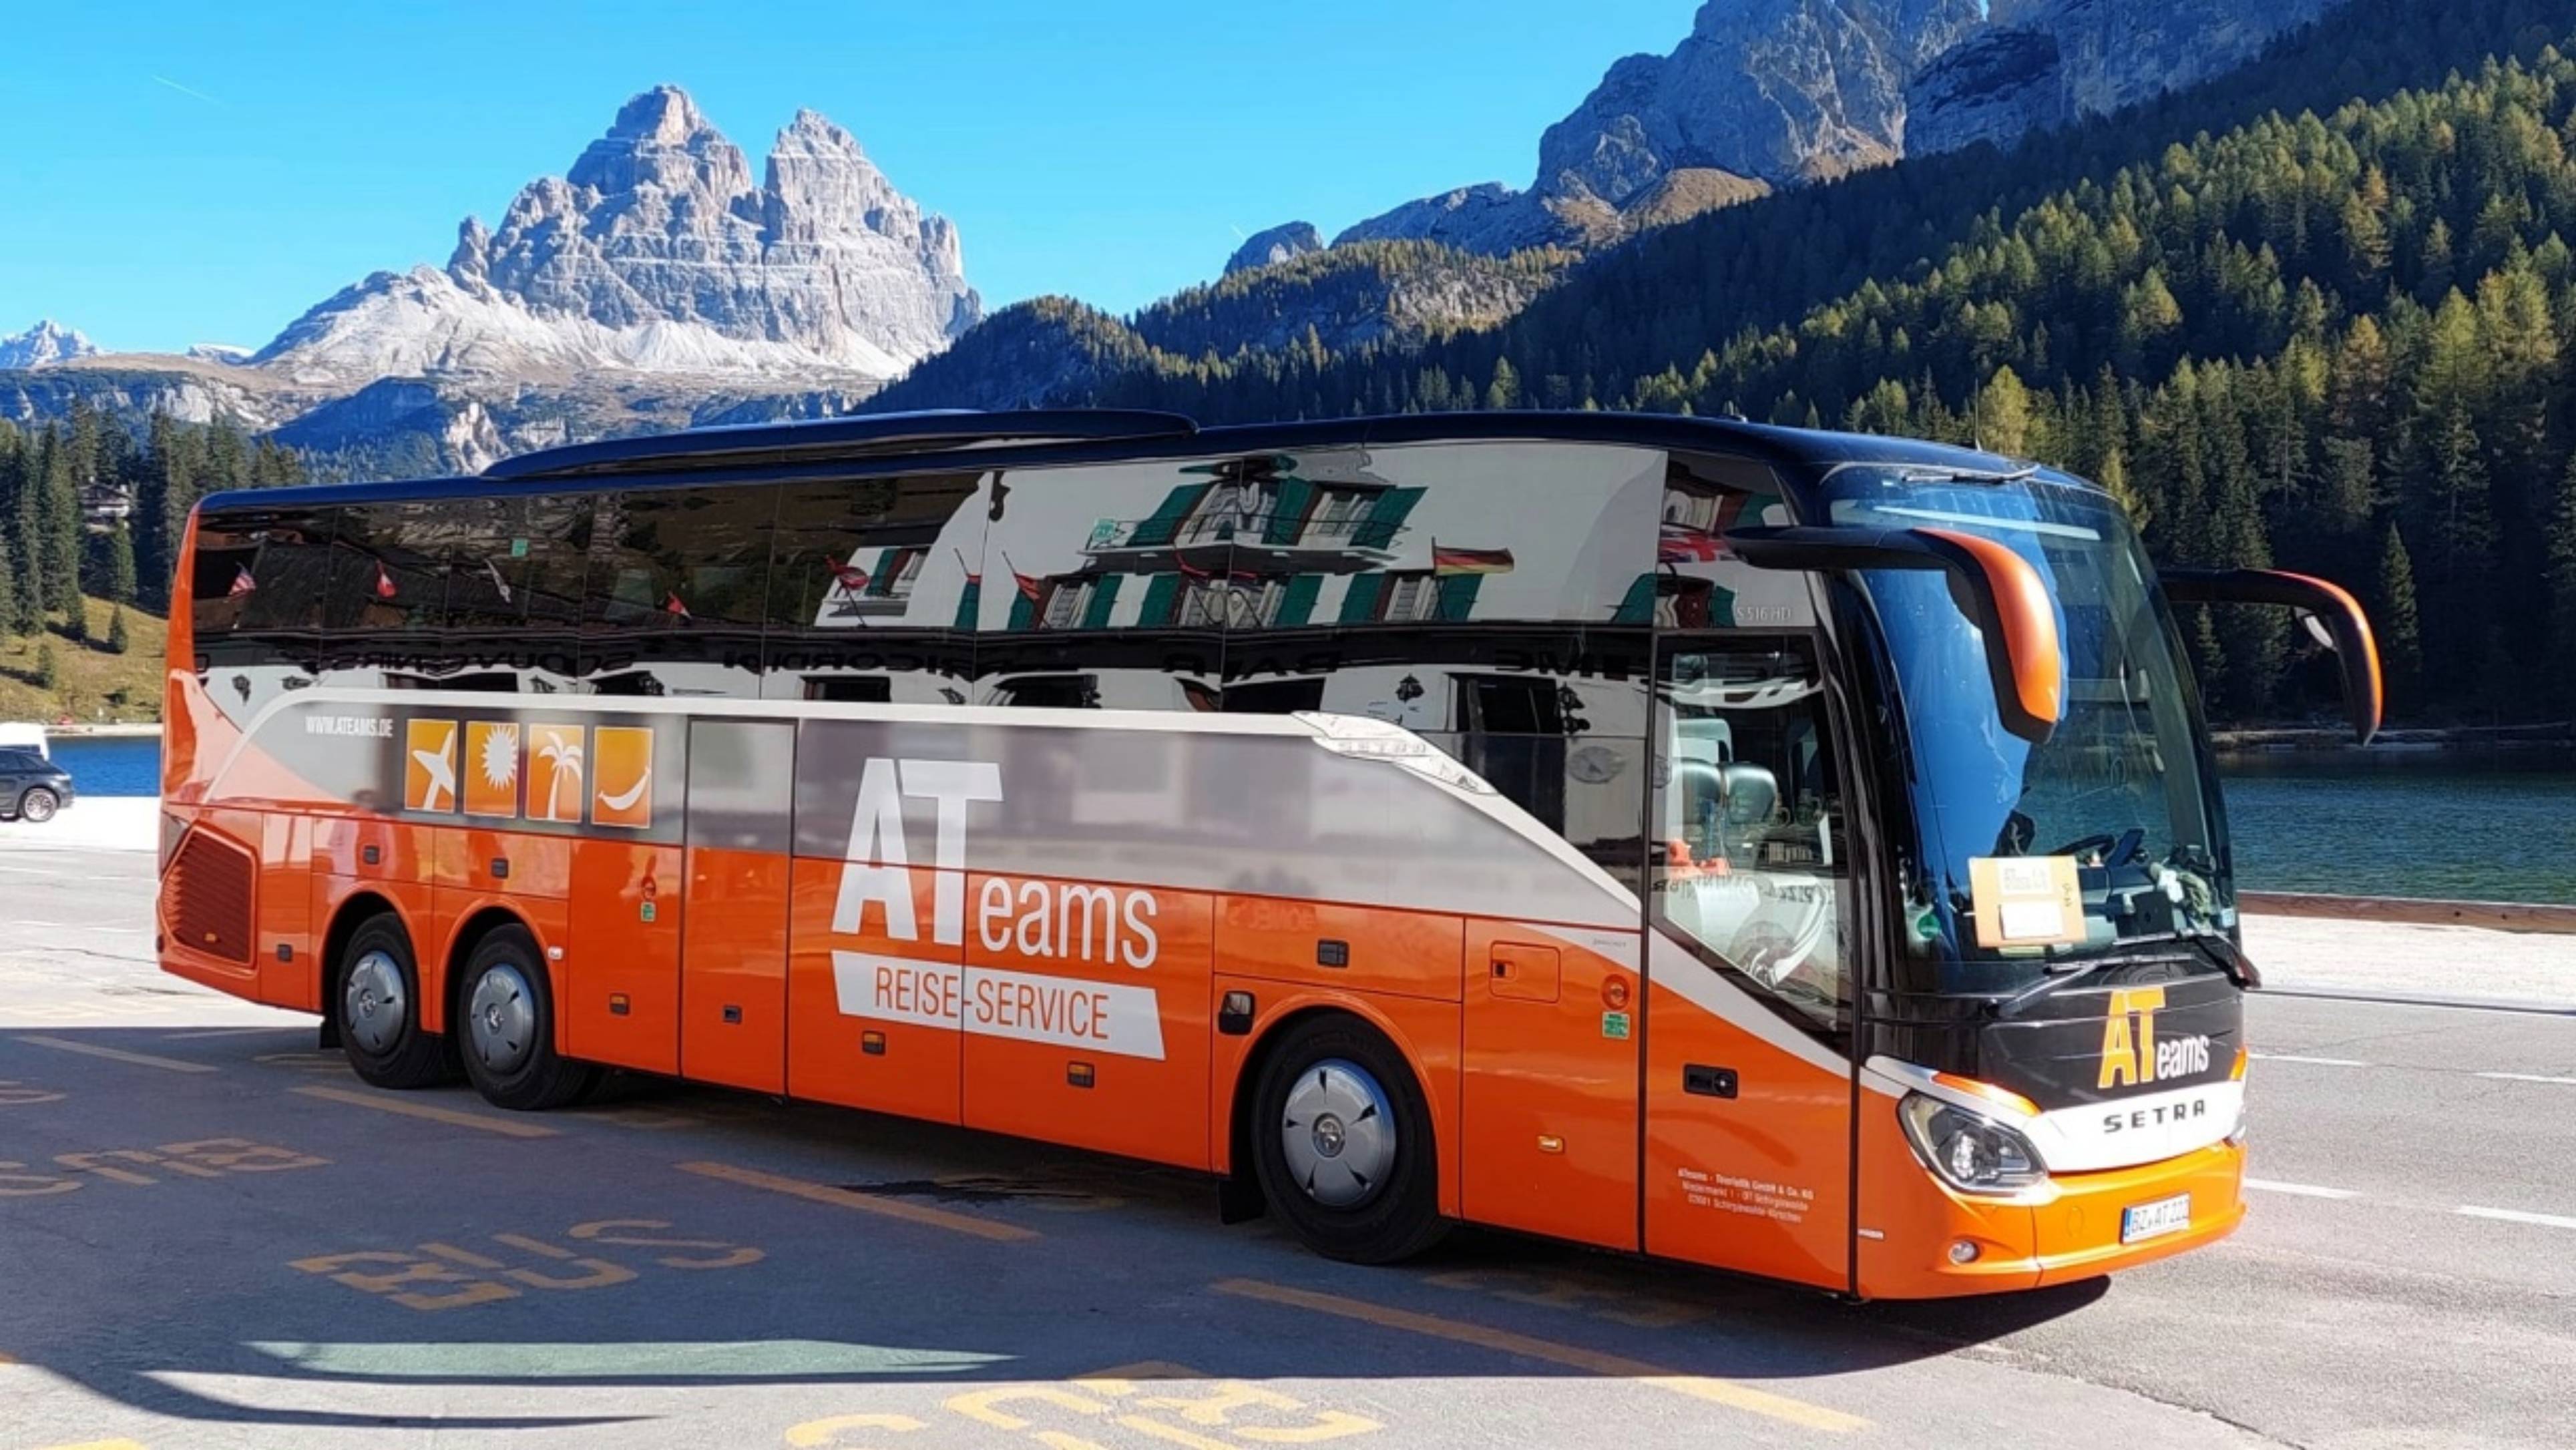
[
  {"left": 678, "top": 721, "right": 795, "bottom": 1094},
  {"left": 1461, "top": 921, "right": 1640, "bottom": 1250},
  {"left": 1640, "top": 636, "right": 1853, "bottom": 1290}
]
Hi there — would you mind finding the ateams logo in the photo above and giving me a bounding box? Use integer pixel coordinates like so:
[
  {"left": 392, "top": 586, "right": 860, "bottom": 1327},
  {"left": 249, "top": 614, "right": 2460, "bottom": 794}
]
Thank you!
[
  {"left": 828, "top": 757, "right": 1168, "bottom": 1062},
  {"left": 2098, "top": 986, "right": 2214, "bottom": 1090}
]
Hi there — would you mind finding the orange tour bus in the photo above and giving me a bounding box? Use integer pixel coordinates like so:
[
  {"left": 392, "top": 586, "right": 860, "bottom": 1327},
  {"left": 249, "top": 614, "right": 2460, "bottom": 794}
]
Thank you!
[{"left": 159, "top": 409, "right": 2380, "bottom": 1296}]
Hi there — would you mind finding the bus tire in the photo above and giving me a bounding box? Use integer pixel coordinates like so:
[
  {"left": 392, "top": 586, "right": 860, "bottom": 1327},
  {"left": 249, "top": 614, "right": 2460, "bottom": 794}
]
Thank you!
[
  {"left": 335, "top": 913, "right": 446, "bottom": 1090},
  {"left": 455, "top": 926, "right": 596, "bottom": 1111},
  {"left": 1249, "top": 1015, "right": 1448, "bottom": 1264}
]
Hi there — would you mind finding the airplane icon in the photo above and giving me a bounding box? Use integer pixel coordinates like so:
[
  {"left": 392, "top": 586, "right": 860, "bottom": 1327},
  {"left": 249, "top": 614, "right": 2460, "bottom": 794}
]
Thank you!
[
  {"left": 403, "top": 720, "right": 459, "bottom": 813},
  {"left": 412, "top": 746, "right": 456, "bottom": 811}
]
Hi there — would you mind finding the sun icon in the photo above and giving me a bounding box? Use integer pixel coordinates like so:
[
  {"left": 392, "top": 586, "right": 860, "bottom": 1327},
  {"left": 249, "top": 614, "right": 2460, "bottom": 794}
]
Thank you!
[{"left": 480, "top": 723, "right": 520, "bottom": 792}]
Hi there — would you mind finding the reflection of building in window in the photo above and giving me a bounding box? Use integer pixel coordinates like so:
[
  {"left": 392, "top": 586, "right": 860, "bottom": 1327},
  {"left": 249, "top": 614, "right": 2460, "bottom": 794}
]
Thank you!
[
  {"left": 1383, "top": 573, "right": 1439, "bottom": 622},
  {"left": 1040, "top": 577, "right": 1095, "bottom": 630}
]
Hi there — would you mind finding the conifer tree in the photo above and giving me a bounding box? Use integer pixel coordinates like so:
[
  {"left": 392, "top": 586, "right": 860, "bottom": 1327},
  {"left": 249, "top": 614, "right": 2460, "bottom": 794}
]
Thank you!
[
  {"left": 2544, "top": 457, "right": 2576, "bottom": 715},
  {"left": 2376, "top": 523, "right": 2423, "bottom": 712},
  {"left": 105, "top": 606, "right": 129, "bottom": 657},
  {"left": 0, "top": 529, "right": 19, "bottom": 637},
  {"left": 1978, "top": 366, "right": 2033, "bottom": 457},
  {"left": 94, "top": 521, "right": 136, "bottom": 606},
  {"left": 37, "top": 428, "right": 81, "bottom": 615}
]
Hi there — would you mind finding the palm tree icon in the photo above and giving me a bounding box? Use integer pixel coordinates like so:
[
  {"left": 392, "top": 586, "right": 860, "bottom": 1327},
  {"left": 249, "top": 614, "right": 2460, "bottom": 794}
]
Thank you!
[{"left": 539, "top": 732, "right": 585, "bottom": 820}]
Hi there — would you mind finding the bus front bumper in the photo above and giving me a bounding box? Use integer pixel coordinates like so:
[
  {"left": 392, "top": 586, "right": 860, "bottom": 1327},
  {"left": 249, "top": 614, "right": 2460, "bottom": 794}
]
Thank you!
[{"left": 1860, "top": 1123, "right": 2246, "bottom": 1298}]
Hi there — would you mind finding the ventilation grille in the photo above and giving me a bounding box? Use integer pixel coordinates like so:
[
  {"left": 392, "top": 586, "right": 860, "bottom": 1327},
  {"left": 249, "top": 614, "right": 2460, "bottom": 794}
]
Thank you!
[{"left": 166, "top": 830, "right": 254, "bottom": 964}]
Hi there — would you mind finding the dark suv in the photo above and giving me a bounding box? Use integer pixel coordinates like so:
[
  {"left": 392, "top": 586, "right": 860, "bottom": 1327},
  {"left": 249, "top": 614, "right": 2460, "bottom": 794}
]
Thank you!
[{"left": 0, "top": 748, "right": 74, "bottom": 824}]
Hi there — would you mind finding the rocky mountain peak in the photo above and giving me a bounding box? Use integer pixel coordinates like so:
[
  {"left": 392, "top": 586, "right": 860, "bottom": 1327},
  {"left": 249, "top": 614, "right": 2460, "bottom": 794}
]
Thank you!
[
  {"left": 1335, "top": 0, "right": 1985, "bottom": 256},
  {"left": 263, "top": 84, "right": 978, "bottom": 383},
  {"left": 1225, "top": 222, "right": 1325, "bottom": 275},
  {"left": 0, "top": 320, "right": 99, "bottom": 369}
]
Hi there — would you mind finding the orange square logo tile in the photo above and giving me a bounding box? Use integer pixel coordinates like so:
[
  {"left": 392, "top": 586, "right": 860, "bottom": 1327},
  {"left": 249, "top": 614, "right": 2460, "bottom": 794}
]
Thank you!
[
  {"left": 526, "top": 724, "right": 586, "bottom": 824},
  {"left": 403, "top": 719, "right": 459, "bottom": 814},
  {"left": 463, "top": 721, "right": 521, "bottom": 818},
  {"left": 590, "top": 726, "right": 655, "bottom": 828}
]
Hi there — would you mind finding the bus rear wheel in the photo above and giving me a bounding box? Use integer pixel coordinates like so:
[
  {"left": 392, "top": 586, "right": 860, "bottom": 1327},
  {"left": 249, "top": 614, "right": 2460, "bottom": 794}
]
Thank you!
[
  {"left": 335, "top": 913, "right": 446, "bottom": 1089},
  {"left": 1249, "top": 1015, "right": 1448, "bottom": 1264},
  {"left": 456, "top": 926, "right": 596, "bottom": 1111}
]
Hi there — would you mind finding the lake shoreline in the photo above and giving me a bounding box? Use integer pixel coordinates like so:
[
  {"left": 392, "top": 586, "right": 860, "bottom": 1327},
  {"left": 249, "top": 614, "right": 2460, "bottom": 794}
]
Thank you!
[{"left": 2213, "top": 720, "right": 2573, "bottom": 753}]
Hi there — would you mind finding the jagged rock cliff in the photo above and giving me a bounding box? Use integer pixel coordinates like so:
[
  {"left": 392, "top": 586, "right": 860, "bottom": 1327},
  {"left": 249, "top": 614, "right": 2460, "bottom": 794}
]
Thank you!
[
  {"left": 1907, "top": 0, "right": 2342, "bottom": 156},
  {"left": 1335, "top": 0, "right": 1982, "bottom": 254}
]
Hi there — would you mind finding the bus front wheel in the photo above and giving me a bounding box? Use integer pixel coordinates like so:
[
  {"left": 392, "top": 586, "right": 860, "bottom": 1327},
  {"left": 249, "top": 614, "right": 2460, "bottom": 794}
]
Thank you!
[
  {"left": 1249, "top": 1015, "right": 1448, "bottom": 1264},
  {"left": 456, "top": 926, "right": 597, "bottom": 1111},
  {"left": 335, "top": 913, "right": 447, "bottom": 1090}
]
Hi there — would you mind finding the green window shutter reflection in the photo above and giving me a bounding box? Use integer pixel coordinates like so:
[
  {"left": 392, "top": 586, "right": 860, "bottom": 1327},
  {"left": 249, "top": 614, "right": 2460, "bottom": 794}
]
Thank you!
[
  {"left": 1434, "top": 574, "right": 1483, "bottom": 620},
  {"left": 1611, "top": 573, "right": 1658, "bottom": 624},
  {"left": 1080, "top": 574, "right": 1123, "bottom": 629},
  {"left": 1138, "top": 573, "right": 1181, "bottom": 627},
  {"left": 866, "top": 549, "right": 900, "bottom": 597},
  {"left": 1263, "top": 479, "right": 1314, "bottom": 545},
  {"left": 1130, "top": 483, "right": 1212, "bottom": 547},
  {"left": 1337, "top": 573, "right": 1384, "bottom": 624},
  {"left": 1351, "top": 488, "right": 1425, "bottom": 549},
  {"left": 1275, "top": 573, "right": 1321, "bottom": 626}
]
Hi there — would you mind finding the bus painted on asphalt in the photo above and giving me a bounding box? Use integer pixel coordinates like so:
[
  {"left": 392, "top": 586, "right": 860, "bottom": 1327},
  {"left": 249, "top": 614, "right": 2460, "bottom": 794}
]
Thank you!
[{"left": 158, "top": 409, "right": 2380, "bottom": 1296}]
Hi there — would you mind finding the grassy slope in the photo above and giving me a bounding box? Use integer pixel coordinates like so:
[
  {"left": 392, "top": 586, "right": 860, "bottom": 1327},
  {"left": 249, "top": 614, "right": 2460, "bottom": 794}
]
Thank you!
[{"left": 0, "top": 596, "right": 167, "bottom": 724}]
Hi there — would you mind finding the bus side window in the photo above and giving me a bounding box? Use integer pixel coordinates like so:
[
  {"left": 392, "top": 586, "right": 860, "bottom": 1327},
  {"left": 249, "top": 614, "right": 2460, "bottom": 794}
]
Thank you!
[
  {"left": 765, "top": 475, "right": 981, "bottom": 706},
  {"left": 585, "top": 488, "right": 775, "bottom": 699},
  {"left": 1652, "top": 637, "right": 1848, "bottom": 1031}
]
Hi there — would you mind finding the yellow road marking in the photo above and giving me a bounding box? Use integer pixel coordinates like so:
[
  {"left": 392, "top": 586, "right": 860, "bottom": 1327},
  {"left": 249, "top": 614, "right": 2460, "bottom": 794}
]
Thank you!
[
  {"left": 1210, "top": 1278, "right": 1868, "bottom": 1434},
  {"left": 17, "top": 1035, "right": 218, "bottom": 1073},
  {"left": 292, "top": 1084, "right": 558, "bottom": 1138},
  {"left": 677, "top": 1160, "right": 1039, "bottom": 1242}
]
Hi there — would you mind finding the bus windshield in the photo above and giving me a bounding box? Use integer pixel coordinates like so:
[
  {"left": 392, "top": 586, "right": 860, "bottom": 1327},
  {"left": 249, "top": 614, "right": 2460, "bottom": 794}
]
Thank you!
[{"left": 1825, "top": 466, "right": 2231, "bottom": 991}]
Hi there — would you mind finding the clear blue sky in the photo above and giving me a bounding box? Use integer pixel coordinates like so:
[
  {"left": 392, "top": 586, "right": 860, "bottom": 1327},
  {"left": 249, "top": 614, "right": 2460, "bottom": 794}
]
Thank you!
[{"left": 2, "top": 0, "right": 1695, "bottom": 354}]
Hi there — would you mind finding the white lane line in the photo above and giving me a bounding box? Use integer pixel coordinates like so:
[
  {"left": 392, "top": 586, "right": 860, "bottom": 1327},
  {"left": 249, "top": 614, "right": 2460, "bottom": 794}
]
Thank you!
[
  {"left": 2475, "top": 1071, "right": 2576, "bottom": 1086},
  {"left": 2456, "top": 1205, "right": 2576, "bottom": 1232},
  {"left": 2249, "top": 1053, "right": 2370, "bottom": 1067},
  {"left": 2244, "top": 1178, "right": 2361, "bottom": 1200}
]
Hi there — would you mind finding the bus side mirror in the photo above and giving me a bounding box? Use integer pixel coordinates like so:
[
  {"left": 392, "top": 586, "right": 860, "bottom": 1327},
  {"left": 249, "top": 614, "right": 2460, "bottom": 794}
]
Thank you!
[
  {"left": 2161, "top": 568, "right": 2382, "bottom": 745},
  {"left": 1725, "top": 525, "right": 2064, "bottom": 744}
]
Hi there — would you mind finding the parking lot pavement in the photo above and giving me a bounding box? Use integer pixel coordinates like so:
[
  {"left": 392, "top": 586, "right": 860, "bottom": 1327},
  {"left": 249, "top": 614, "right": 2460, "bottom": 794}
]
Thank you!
[{"left": 3, "top": 851, "right": 2573, "bottom": 1448}]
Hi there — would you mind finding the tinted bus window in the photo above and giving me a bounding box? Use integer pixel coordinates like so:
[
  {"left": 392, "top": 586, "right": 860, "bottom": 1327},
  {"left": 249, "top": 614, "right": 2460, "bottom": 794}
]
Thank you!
[
  {"left": 193, "top": 506, "right": 335, "bottom": 638},
  {"left": 325, "top": 503, "right": 449, "bottom": 633},
  {"left": 764, "top": 474, "right": 982, "bottom": 704},
  {"left": 584, "top": 486, "right": 774, "bottom": 698},
  {"left": 589, "top": 488, "right": 775, "bottom": 629},
  {"left": 443, "top": 497, "right": 533, "bottom": 631}
]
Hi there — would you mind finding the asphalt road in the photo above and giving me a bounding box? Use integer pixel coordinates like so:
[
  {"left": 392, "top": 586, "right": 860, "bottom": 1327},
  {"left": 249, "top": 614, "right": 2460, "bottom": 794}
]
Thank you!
[{"left": 2, "top": 841, "right": 2571, "bottom": 1449}]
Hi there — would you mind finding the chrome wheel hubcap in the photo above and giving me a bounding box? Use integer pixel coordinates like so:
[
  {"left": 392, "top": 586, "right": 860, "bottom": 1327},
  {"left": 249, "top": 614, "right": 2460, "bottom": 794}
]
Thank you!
[
  {"left": 467, "top": 963, "right": 538, "bottom": 1076},
  {"left": 343, "top": 950, "right": 407, "bottom": 1055},
  {"left": 1280, "top": 1058, "right": 1396, "bottom": 1209}
]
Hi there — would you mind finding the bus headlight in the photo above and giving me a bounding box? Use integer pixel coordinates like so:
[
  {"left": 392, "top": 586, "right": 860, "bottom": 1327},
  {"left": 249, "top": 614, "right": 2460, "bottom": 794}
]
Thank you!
[{"left": 1899, "top": 1093, "right": 2047, "bottom": 1194}]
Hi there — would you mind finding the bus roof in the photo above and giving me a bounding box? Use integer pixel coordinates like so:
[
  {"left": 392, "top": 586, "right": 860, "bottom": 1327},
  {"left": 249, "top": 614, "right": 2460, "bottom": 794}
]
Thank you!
[{"left": 196, "top": 409, "right": 2058, "bottom": 515}]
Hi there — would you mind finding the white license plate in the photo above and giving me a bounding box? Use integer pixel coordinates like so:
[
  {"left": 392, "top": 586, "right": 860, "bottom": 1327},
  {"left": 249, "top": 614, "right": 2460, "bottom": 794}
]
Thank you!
[{"left": 2121, "top": 1194, "right": 2192, "bottom": 1244}]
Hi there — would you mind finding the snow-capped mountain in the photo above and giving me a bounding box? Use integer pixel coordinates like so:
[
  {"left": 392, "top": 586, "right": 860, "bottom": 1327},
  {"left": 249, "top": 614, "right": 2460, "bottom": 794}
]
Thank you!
[
  {"left": 0, "top": 320, "right": 98, "bottom": 369},
  {"left": 255, "top": 86, "right": 979, "bottom": 386}
]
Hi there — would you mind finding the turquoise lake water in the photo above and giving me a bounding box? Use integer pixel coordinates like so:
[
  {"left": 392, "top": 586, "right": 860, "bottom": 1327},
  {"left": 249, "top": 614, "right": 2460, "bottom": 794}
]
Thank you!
[{"left": 38, "top": 736, "right": 2576, "bottom": 903}]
